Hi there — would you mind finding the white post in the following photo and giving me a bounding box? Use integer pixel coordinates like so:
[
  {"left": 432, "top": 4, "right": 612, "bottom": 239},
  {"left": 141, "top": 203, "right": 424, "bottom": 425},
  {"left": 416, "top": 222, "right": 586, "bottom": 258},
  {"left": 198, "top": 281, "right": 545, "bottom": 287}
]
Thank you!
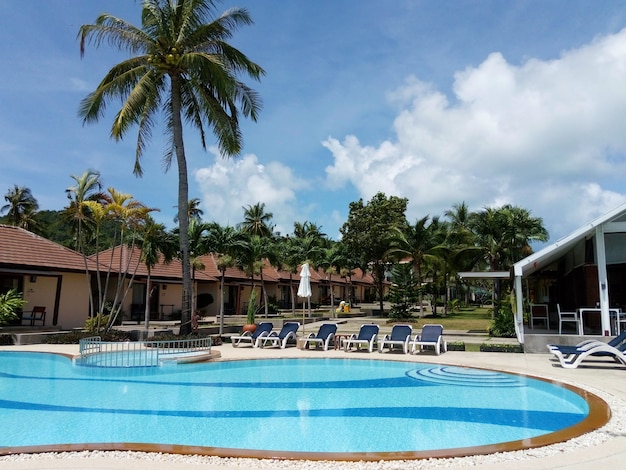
[
  {"left": 515, "top": 275, "right": 524, "bottom": 344},
  {"left": 595, "top": 225, "right": 611, "bottom": 336}
]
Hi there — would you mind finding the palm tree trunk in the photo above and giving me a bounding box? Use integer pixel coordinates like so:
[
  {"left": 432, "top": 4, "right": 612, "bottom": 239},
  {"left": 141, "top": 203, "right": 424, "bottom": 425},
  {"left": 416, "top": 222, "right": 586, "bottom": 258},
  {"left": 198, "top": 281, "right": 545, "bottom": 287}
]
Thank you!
[
  {"left": 219, "top": 272, "right": 225, "bottom": 335},
  {"left": 144, "top": 269, "right": 151, "bottom": 330},
  {"left": 260, "top": 270, "right": 268, "bottom": 318},
  {"left": 170, "top": 75, "right": 192, "bottom": 335}
]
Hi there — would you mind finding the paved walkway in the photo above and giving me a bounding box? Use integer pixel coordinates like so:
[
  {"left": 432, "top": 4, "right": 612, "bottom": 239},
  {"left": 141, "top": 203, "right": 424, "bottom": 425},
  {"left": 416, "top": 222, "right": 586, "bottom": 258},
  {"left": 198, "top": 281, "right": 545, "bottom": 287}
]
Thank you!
[{"left": 0, "top": 334, "right": 625, "bottom": 469}]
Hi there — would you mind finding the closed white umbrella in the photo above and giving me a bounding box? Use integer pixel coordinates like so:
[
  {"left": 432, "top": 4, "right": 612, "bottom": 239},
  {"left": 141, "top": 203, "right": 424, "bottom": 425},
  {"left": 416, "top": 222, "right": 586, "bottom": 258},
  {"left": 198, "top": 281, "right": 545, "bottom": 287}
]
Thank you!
[{"left": 297, "top": 263, "right": 312, "bottom": 332}]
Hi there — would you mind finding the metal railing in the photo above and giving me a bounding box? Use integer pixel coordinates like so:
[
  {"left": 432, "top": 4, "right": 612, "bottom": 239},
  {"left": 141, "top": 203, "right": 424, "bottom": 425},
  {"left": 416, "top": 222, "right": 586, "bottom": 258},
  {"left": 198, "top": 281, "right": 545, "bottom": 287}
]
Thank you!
[{"left": 77, "top": 336, "right": 212, "bottom": 368}]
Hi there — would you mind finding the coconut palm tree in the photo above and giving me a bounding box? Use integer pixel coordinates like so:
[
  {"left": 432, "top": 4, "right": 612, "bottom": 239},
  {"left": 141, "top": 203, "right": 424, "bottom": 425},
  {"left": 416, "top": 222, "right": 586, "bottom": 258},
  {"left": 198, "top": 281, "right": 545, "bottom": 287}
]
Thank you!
[
  {"left": 233, "top": 233, "right": 275, "bottom": 317},
  {"left": 387, "top": 215, "right": 446, "bottom": 313},
  {"left": 1, "top": 185, "right": 39, "bottom": 229},
  {"left": 63, "top": 170, "right": 105, "bottom": 252},
  {"left": 78, "top": 0, "right": 264, "bottom": 334},
  {"left": 205, "top": 223, "right": 242, "bottom": 334},
  {"left": 136, "top": 217, "right": 176, "bottom": 329},
  {"left": 317, "top": 244, "right": 348, "bottom": 316},
  {"left": 240, "top": 202, "right": 274, "bottom": 238},
  {"left": 174, "top": 197, "right": 204, "bottom": 224}
]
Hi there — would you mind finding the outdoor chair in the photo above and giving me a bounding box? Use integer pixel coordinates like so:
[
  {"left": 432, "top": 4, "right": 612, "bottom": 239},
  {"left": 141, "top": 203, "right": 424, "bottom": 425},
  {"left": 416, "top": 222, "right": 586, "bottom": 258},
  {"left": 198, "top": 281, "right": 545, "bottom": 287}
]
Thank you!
[
  {"left": 548, "top": 341, "right": 626, "bottom": 369},
  {"left": 548, "top": 330, "right": 626, "bottom": 358},
  {"left": 410, "top": 324, "right": 447, "bottom": 355},
  {"left": 378, "top": 324, "right": 413, "bottom": 354},
  {"left": 344, "top": 324, "right": 379, "bottom": 353},
  {"left": 529, "top": 304, "right": 550, "bottom": 329},
  {"left": 557, "top": 304, "right": 582, "bottom": 335},
  {"left": 301, "top": 323, "right": 337, "bottom": 351},
  {"left": 262, "top": 322, "right": 300, "bottom": 348},
  {"left": 21, "top": 306, "right": 46, "bottom": 326},
  {"left": 231, "top": 321, "right": 273, "bottom": 348}
]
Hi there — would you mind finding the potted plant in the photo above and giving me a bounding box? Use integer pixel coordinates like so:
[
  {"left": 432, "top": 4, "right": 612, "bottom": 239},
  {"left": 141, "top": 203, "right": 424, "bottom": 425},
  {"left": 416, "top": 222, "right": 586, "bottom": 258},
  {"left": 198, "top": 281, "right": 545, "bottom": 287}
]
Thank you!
[{"left": 242, "top": 288, "right": 257, "bottom": 333}]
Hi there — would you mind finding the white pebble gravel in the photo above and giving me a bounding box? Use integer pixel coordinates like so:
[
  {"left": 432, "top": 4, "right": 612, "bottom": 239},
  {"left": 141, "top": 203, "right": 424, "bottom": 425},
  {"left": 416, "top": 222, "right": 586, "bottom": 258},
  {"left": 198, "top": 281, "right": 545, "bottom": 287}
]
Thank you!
[{"left": 0, "top": 378, "right": 623, "bottom": 469}]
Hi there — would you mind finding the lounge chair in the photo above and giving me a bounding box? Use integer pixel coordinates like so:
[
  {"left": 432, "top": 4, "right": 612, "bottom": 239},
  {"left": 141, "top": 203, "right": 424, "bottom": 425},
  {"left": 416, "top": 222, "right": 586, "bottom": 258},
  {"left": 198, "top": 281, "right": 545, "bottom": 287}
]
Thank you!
[
  {"left": 549, "top": 341, "right": 626, "bottom": 369},
  {"left": 344, "top": 324, "right": 379, "bottom": 353},
  {"left": 231, "top": 321, "right": 273, "bottom": 348},
  {"left": 548, "top": 330, "right": 626, "bottom": 353},
  {"left": 301, "top": 323, "right": 337, "bottom": 351},
  {"left": 378, "top": 324, "right": 413, "bottom": 354},
  {"left": 410, "top": 324, "right": 447, "bottom": 355},
  {"left": 262, "top": 322, "right": 300, "bottom": 348}
]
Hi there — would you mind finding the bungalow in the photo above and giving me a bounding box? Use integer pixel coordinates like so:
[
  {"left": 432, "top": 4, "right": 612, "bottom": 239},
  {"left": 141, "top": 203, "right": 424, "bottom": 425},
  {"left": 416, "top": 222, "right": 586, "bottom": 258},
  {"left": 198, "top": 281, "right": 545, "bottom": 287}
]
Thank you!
[
  {"left": 1, "top": 225, "right": 382, "bottom": 329},
  {"left": 512, "top": 202, "right": 626, "bottom": 345},
  {"left": 0, "top": 225, "right": 95, "bottom": 328}
]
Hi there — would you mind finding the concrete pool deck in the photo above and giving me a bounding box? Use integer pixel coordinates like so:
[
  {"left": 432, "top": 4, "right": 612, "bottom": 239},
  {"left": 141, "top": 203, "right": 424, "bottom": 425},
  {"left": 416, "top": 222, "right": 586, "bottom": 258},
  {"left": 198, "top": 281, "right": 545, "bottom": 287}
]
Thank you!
[{"left": 0, "top": 341, "right": 625, "bottom": 470}]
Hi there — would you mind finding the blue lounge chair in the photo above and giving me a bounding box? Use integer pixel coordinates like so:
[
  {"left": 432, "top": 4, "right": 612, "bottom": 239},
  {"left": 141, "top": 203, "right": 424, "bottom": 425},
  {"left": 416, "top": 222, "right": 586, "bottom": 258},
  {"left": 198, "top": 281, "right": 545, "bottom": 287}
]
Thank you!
[
  {"left": 231, "top": 321, "right": 273, "bottom": 348},
  {"left": 548, "top": 331, "right": 626, "bottom": 354},
  {"left": 262, "top": 322, "right": 300, "bottom": 348},
  {"left": 549, "top": 341, "right": 626, "bottom": 369},
  {"left": 344, "top": 324, "right": 379, "bottom": 353},
  {"left": 378, "top": 324, "right": 413, "bottom": 354},
  {"left": 410, "top": 324, "right": 447, "bottom": 355},
  {"left": 301, "top": 323, "right": 337, "bottom": 351}
]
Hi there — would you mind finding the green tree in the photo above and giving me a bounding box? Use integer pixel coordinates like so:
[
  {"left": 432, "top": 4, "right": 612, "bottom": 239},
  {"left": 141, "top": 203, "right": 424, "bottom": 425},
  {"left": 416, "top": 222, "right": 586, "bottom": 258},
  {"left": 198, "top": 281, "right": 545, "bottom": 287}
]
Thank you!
[
  {"left": 1, "top": 185, "right": 39, "bottom": 230},
  {"left": 388, "top": 263, "right": 419, "bottom": 320},
  {"left": 63, "top": 170, "right": 105, "bottom": 252},
  {"left": 388, "top": 215, "right": 446, "bottom": 313},
  {"left": 317, "top": 244, "right": 347, "bottom": 316},
  {"left": 79, "top": 0, "right": 264, "bottom": 335},
  {"left": 470, "top": 204, "right": 548, "bottom": 272},
  {"left": 233, "top": 233, "right": 274, "bottom": 317},
  {"left": 470, "top": 204, "right": 548, "bottom": 316},
  {"left": 340, "top": 192, "right": 408, "bottom": 315},
  {"left": 136, "top": 217, "right": 176, "bottom": 329},
  {"left": 240, "top": 202, "right": 274, "bottom": 237},
  {"left": 205, "top": 223, "right": 241, "bottom": 334},
  {"left": 174, "top": 197, "right": 204, "bottom": 224}
]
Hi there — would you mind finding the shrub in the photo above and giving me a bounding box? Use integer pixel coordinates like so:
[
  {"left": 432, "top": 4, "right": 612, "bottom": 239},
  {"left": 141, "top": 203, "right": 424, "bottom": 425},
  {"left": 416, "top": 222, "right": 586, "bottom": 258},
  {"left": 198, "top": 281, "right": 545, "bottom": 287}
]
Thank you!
[
  {"left": 84, "top": 313, "right": 111, "bottom": 334},
  {"left": 488, "top": 299, "right": 517, "bottom": 338},
  {"left": 0, "top": 334, "right": 14, "bottom": 346},
  {"left": 44, "top": 329, "right": 132, "bottom": 344},
  {"left": 0, "top": 289, "right": 26, "bottom": 325},
  {"left": 447, "top": 341, "right": 465, "bottom": 351},
  {"left": 480, "top": 343, "right": 523, "bottom": 353}
]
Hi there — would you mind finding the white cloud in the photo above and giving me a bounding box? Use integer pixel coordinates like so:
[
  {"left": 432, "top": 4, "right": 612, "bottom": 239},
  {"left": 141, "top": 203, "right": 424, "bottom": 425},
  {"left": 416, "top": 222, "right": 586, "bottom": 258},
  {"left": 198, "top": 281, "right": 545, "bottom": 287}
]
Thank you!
[
  {"left": 323, "top": 28, "right": 626, "bottom": 239},
  {"left": 194, "top": 150, "right": 308, "bottom": 235}
]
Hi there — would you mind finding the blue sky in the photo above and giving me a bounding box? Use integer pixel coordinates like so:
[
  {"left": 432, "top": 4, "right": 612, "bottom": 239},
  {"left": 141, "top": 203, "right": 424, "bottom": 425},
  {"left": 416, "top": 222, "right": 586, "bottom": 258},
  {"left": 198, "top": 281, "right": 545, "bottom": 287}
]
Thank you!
[{"left": 2, "top": 1, "right": 626, "bottom": 244}]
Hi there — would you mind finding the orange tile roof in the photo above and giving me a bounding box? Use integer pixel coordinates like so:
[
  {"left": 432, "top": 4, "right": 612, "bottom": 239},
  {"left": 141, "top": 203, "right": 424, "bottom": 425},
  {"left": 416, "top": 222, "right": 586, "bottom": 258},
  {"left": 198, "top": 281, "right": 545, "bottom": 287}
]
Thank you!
[
  {"left": 0, "top": 225, "right": 99, "bottom": 273},
  {"left": 93, "top": 245, "right": 219, "bottom": 282}
]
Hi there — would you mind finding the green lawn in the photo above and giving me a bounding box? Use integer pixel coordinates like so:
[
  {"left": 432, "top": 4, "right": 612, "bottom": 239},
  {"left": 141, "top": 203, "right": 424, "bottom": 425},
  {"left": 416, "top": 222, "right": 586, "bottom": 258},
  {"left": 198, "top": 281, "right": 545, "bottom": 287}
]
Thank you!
[{"left": 409, "top": 306, "right": 492, "bottom": 332}]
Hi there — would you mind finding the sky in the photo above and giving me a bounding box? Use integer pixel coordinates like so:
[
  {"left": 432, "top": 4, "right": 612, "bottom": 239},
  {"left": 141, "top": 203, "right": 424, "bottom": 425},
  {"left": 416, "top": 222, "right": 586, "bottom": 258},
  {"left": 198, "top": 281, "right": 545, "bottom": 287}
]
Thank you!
[{"left": 2, "top": 1, "right": 626, "bottom": 245}]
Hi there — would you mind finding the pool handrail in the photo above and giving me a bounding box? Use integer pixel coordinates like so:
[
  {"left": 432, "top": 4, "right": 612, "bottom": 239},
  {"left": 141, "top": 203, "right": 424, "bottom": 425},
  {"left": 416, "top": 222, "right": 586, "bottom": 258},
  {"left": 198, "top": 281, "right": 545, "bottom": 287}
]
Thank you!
[{"left": 78, "top": 335, "right": 212, "bottom": 367}]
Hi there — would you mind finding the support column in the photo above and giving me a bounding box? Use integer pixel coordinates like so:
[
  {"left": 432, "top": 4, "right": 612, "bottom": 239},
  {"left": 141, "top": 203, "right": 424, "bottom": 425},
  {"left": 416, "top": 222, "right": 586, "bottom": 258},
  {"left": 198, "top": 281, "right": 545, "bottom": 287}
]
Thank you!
[{"left": 595, "top": 225, "right": 611, "bottom": 336}]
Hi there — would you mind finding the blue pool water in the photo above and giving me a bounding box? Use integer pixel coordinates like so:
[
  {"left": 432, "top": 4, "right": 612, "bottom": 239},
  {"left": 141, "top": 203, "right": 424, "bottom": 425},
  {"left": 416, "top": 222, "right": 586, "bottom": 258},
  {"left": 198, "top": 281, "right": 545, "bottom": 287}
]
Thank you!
[{"left": 0, "top": 352, "right": 589, "bottom": 454}]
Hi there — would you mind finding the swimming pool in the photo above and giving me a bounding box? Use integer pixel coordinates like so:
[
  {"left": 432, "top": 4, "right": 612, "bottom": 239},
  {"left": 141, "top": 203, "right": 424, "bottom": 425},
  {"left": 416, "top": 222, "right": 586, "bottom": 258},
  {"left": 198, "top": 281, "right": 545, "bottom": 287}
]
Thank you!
[{"left": 0, "top": 352, "right": 609, "bottom": 460}]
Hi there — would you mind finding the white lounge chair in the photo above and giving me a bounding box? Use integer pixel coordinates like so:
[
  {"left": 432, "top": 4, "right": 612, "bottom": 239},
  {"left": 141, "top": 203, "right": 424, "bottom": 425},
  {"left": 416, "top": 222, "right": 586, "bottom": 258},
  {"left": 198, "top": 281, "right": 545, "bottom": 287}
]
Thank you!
[
  {"left": 231, "top": 321, "right": 273, "bottom": 348},
  {"left": 378, "top": 324, "right": 413, "bottom": 354},
  {"left": 410, "top": 324, "right": 447, "bottom": 355},
  {"left": 548, "top": 341, "right": 626, "bottom": 369},
  {"left": 301, "top": 323, "right": 337, "bottom": 351},
  {"left": 262, "top": 322, "right": 300, "bottom": 348},
  {"left": 344, "top": 324, "right": 379, "bottom": 353}
]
